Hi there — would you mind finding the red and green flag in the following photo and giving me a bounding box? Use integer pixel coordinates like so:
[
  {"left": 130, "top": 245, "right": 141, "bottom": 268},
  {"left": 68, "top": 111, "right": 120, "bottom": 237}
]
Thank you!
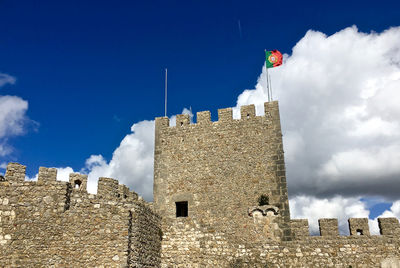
[{"left": 265, "top": 50, "right": 283, "bottom": 68}]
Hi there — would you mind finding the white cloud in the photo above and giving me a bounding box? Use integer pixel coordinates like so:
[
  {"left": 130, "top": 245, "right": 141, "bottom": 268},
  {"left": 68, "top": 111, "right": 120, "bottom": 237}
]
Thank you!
[
  {"left": 0, "top": 73, "right": 16, "bottom": 87},
  {"left": 0, "top": 73, "right": 31, "bottom": 157},
  {"left": 26, "top": 174, "right": 38, "bottom": 181},
  {"left": 290, "top": 195, "right": 370, "bottom": 235},
  {"left": 83, "top": 120, "right": 155, "bottom": 199},
  {"left": 56, "top": 167, "right": 75, "bottom": 182},
  {"left": 0, "top": 95, "right": 29, "bottom": 139},
  {"left": 0, "top": 143, "right": 12, "bottom": 157},
  {"left": 233, "top": 26, "right": 400, "bottom": 200}
]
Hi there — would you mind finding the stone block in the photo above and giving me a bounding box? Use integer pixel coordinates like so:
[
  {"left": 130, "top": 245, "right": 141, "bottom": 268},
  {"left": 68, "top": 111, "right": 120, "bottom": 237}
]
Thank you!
[
  {"left": 5, "top": 162, "right": 26, "bottom": 182},
  {"left": 348, "top": 218, "right": 370, "bottom": 236},
  {"left": 378, "top": 217, "right": 400, "bottom": 235},
  {"left": 197, "top": 111, "right": 211, "bottom": 124},
  {"left": 38, "top": 167, "right": 57, "bottom": 183},
  {"left": 318, "top": 218, "right": 339, "bottom": 236},
  {"left": 240, "top": 104, "right": 255, "bottom": 119},
  {"left": 176, "top": 114, "right": 190, "bottom": 126},
  {"left": 69, "top": 173, "right": 88, "bottom": 192},
  {"left": 291, "top": 219, "right": 309, "bottom": 239},
  {"left": 98, "top": 177, "right": 119, "bottom": 199},
  {"left": 217, "top": 107, "right": 233, "bottom": 122}
]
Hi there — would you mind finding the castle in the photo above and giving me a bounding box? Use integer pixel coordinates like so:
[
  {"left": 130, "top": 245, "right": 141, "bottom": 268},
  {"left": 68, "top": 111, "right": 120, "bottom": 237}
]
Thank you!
[{"left": 0, "top": 101, "right": 399, "bottom": 267}]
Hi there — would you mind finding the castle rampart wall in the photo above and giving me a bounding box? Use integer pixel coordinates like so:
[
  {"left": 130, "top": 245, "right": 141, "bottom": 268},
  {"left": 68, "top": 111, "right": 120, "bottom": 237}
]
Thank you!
[
  {"left": 159, "top": 217, "right": 400, "bottom": 267},
  {"left": 0, "top": 163, "right": 161, "bottom": 267}
]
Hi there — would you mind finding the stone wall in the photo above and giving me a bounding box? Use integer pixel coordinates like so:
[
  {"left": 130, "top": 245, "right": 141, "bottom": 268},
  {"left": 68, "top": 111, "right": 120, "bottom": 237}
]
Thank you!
[
  {"left": 160, "top": 216, "right": 400, "bottom": 267},
  {"left": 0, "top": 163, "right": 161, "bottom": 267},
  {"left": 153, "top": 101, "right": 400, "bottom": 267}
]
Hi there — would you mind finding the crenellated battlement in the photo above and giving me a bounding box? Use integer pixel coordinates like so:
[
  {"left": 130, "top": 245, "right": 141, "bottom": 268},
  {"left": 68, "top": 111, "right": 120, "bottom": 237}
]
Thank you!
[
  {"left": 290, "top": 217, "right": 400, "bottom": 239},
  {"left": 38, "top": 167, "right": 57, "bottom": 183},
  {"left": 155, "top": 101, "right": 279, "bottom": 130},
  {"left": 2, "top": 162, "right": 140, "bottom": 205},
  {"left": 0, "top": 162, "right": 161, "bottom": 267},
  {"left": 4, "top": 162, "right": 26, "bottom": 183}
]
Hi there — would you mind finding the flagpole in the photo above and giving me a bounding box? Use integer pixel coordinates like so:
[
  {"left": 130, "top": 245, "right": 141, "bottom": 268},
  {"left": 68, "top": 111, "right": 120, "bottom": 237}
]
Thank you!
[
  {"left": 265, "top": 49, "right": 270, "bottom": 102},
  {"left": 266, "top": 66, "right": 271, "bottom": 102},
  {"left": 269, "top": 73, "right": 273, "bottom": 101},
  {"left": 164, "top": 68, "right": 168, "bottom": 117}
]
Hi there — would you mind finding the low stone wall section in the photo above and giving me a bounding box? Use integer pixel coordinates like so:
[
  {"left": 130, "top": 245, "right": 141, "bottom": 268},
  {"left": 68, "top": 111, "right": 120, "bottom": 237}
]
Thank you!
[{"left": 0, "top": 163, "right": 161, "bottom": 267}]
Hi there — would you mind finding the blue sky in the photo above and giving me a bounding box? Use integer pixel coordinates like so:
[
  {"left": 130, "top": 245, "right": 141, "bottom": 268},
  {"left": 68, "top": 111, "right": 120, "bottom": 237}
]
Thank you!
[
  {"left": 1, "top": 0, "right": 398, "bottom": 170},
  {"left": 1, "top": 0, "right": 400, "bottom": 234}
]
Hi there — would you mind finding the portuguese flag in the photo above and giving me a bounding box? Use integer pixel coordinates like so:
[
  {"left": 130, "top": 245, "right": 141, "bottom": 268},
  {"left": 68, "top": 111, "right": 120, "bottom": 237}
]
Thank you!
[{"left": 265, "top": 50, "right": 283, "bottom": 68}]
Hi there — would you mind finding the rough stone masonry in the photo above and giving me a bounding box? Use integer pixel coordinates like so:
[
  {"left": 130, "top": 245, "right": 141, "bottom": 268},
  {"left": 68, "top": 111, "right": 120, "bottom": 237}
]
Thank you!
[{"left": 0, "top": 101, "right": 399, "bottom": 267}]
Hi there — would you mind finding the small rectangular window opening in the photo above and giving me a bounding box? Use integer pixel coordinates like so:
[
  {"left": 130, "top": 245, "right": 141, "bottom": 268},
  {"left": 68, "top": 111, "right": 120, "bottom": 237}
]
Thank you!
[{"left": 176, "top": 201, "right": 188, "bottom": 217}]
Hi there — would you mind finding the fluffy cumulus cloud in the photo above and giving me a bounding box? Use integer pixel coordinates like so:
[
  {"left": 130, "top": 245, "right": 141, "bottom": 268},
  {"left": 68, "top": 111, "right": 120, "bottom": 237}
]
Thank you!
[
  {"left": 82, "top": 120, "right": 155, "bottom": 199},
  {"left": 0, "top": 96, "right": 29, "bottom": 138},
  {"left": 0, "top": 73, "right": 30, "bottom": 157},
  {"left": 234, "top": 26, "right": 400, "bottom": 200},
  {"left": 232, "top": 26, "right": 400, "bottom": 232},
  {"left": 56, "top": 167, "right": 75, "bottom": 182}
]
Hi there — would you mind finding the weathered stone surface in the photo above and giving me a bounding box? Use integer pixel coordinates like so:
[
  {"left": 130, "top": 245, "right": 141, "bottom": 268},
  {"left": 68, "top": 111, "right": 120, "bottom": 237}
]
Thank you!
[
  {"left": 153, "top": 101, "right": 400, "bottom": 267},
  {"left": 0, "top": 100, "right": 399, "bottom": 267},
  {"left": 0, "top": 165, "right": 161, "bottom": 267},
  {"left": 379, "top": 217, "right": 400, "bottom": 235},
  {"left": 349, "top": 217, "right": 371, "bottom": 236},
  {"left": 154, "top": 102, "right": 291, "bottom": 248}
]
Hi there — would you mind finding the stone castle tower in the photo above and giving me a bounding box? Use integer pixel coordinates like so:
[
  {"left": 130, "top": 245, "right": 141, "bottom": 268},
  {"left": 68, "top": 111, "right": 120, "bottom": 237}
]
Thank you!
[{"left": 154, "top": 101, "right": 291, "bottom": 242}]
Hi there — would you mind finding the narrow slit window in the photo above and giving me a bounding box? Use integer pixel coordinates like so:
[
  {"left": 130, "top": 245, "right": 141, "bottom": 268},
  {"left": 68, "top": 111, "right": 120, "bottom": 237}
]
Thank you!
[{"left": 176, "top": 201, "right": 188, "bottom": 217}]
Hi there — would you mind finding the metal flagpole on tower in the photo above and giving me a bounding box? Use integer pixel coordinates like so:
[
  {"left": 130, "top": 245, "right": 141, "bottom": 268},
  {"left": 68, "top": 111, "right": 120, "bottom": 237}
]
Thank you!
[
  {"left": 269, "top": 73, "right": 273, "bottom": 101},
  {"left": 165, "top": 68, "right": 168, "bottom": 117},
  {"left": 266, "top": 66, "right": 271, "bottom": 102},
  {"left": 265, "top": 49, "right": 270, "bottom": 102}
]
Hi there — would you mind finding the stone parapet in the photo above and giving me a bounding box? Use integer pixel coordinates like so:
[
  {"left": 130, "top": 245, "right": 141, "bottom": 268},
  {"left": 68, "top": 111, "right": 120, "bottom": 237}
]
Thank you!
[
  {"left": 348, "top": 217, "right": 370, "bottom": 236},
  {"left": 290, "top": 219, "right": 309, "bottom": 239},
  {"left": 5, "top": 162, "right": 26, "bottom": 183},
  {"left": 154, "top": 101, "right": 280, "bottom": 130},
  {"left": 0, "top": 162, "right": 161, "bottom": 267},
  {"left": 318, "top": 218, "right": 339, "bottom": 236},
  {"left": 38, "top": 167, "right": 57, "bottom": 183},
  {"left": 378, "top": 217, "right": 400, "bottom": 236}
]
